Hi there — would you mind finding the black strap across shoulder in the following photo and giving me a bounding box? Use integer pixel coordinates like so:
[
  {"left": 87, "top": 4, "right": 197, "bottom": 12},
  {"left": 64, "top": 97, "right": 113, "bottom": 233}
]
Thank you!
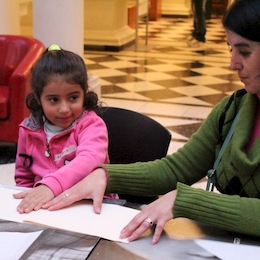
[{"left": 217, "top": 88, "right": 246, "bottom": 145}]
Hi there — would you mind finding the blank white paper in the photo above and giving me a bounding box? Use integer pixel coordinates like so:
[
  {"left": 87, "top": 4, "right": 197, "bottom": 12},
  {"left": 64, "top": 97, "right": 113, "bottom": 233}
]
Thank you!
[
  {"left": 1, "top": 230, "right": 43, "bottom": 259},
  {"left": 195, "top": 239, "right": 260, "bottom": 260},
  {"left": 0, "top": 185, "right": 139, "bottom": 243}
]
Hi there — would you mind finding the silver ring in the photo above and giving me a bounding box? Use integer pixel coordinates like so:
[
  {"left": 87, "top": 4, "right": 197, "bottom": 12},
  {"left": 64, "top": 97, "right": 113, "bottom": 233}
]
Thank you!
[
  {"left": 64, "top": 193, "right": 69, "bottom": 198},
  {"left": 145, "top": 218, "right": 153, "bottom": 226}
]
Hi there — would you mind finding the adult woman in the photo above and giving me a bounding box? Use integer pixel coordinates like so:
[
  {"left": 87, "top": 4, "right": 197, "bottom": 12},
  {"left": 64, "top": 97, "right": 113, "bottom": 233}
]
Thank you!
[{"left": 43, "top": 0, "right": 260, "bottom": 245}]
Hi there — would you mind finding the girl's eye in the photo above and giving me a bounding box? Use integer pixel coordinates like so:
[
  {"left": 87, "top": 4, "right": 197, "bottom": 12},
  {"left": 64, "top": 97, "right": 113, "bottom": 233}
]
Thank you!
[
  {"left": 70, "top": 95, "right": 79, "bottom": 101},
  {"left": 49, "top": 98, "right": 58, "bottom": 103}
]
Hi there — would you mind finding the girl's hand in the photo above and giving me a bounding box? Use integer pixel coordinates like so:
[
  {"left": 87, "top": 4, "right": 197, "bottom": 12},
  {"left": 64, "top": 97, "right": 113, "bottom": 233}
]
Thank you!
[
  {"left": 13, "top": 185, "right": 54, "bottom": 214},
  {"left": 42, "top": 168, "right": 107, "bottom": 214},
  {"left": 120, "top": 190, "right": 177, "bottom": 245}
]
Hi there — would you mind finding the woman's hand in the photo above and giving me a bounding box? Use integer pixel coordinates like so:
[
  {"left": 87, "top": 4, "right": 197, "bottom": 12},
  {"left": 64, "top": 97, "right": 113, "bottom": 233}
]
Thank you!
[
  {"left": 120, "top": 190, "right": 177, "bottom": 245},
  {"left": 42, "top": 168, "right": 107, "bottom": 214},
  {"left": 13, "top": 185, "right": 54, "bottom": 214}
]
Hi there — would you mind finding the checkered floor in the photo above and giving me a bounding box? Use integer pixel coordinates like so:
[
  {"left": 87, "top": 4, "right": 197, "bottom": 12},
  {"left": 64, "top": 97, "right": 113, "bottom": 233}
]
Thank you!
[
  {"left": 0, "top": 15, "right": 243, "bottom": 162},
  {"left": 84, "top": 15, "right": 243, "bottom": 155}
]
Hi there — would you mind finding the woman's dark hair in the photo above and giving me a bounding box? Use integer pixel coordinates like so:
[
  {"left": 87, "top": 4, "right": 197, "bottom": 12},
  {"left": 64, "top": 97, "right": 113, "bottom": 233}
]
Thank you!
[
  {"left": 222, "top": 0, "right": 260, "bottom": 42},
  {"left": 27, "top": 46, "right": 99, "bottom": 120}
]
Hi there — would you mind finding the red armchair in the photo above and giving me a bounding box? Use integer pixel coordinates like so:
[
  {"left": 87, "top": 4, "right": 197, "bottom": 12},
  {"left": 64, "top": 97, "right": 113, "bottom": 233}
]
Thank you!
[{"left": 0, "top": 35, "right": 45, "bottom": 143}]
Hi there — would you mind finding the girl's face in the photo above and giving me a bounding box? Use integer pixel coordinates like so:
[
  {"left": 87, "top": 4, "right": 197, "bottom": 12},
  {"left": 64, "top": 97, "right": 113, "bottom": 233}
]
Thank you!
[
  {"left": 226, "top": 29, "right": 260, "bottom": 95},
  {"left": 40, "top": 75, "right": 85, "bottom": 128}
]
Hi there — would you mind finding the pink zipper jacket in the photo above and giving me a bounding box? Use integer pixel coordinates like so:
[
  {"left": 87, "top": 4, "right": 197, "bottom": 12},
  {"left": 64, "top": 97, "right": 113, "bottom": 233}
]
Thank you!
[{"left": 15, "top": 110, "right": 113, "bottom": 197}]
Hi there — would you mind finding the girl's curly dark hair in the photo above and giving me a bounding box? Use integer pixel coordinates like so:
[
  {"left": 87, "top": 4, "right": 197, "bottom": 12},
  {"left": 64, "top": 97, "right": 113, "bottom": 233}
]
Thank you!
[{"left": 27, "top": 46, "right": 100, "bottom": 122}]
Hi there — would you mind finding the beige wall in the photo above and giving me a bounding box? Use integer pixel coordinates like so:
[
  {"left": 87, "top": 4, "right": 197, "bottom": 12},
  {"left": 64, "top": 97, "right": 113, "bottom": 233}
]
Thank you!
[
  {"left": 19, "top": 0, "right": 193, "bottom": 36},
  {"left": 162, "top": 0, "right": 191, "bottom": 16}
]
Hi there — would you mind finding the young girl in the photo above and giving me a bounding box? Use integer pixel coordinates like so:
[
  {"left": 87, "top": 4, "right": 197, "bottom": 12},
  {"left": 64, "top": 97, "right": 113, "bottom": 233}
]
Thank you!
[{"left": 13, "top": 44, "right": 116, "bottom": 213}]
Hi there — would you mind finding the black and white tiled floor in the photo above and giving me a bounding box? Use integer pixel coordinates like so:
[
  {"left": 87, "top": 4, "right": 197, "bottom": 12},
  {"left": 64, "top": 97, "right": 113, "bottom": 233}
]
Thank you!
[
  {"left": 0, "top": 15, "right": 243, "bottom": 163},
  {"left": 85, "top": 15, "right": 242, "bottom": 155}
]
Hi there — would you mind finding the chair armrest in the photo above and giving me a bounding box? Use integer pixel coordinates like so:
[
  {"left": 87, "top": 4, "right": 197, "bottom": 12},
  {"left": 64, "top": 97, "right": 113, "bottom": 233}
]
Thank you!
[
  {"left": 8, "top": 42, "right": 45, "bottom": 122},
  {"left": 11, "top": 43, "right": 45, "bottom": 79}
]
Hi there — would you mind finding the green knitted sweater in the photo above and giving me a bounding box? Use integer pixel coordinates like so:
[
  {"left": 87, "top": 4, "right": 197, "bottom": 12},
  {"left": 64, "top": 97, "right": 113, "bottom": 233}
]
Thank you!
[{"left": 104, "top": 91, "right": 260, "bottom": 238}]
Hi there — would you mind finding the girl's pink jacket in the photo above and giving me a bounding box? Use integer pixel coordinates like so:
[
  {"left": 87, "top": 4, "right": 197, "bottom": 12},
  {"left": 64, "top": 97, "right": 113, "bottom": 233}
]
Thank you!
[{"left": 15, "top": 110, "right": 110, "bottom": 196}]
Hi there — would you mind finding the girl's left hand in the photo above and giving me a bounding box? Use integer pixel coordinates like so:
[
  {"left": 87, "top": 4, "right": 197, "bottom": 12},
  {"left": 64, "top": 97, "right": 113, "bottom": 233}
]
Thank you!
[
  {"left": 120, "top": 190, "right": 177, "bottom": 245},
  {"left": 13, "top": 185, "right": 54, "bottom": 214}
]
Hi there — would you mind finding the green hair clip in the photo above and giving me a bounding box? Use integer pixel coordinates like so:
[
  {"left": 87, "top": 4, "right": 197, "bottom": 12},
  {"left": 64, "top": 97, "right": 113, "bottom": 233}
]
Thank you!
[{"left": 48, "top": 44, "right": 61, "bottom": 51}]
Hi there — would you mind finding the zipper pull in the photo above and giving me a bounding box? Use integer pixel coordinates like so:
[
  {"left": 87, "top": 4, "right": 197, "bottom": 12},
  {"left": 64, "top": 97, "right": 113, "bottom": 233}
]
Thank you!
[{"left": 45, "top": 144, "right": 51, "bottom": 157}]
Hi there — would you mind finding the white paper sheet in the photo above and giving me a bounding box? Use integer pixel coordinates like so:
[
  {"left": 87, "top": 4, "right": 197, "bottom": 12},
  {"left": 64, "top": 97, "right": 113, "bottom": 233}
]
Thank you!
[
  {"left": 1, "top": 230, "right": 43, "bottom": 259},
  {"left": 195, "top": 239, "right": 260, "bottom": 260},
  {"left": 0, "top": 185, "right": 26, "bottom": 223},
  {"left": 0, "top": 185, "right": 139, "bottom": 243}
]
